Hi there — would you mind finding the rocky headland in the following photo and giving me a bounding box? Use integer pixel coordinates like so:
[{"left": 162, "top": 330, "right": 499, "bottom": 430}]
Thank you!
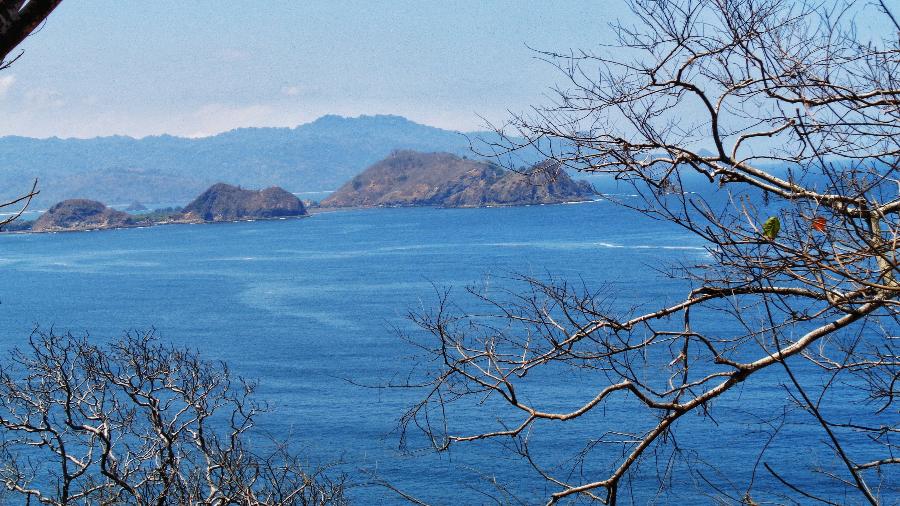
[{"left": 320, "top": 150, "right": 595, "bottom": 208}]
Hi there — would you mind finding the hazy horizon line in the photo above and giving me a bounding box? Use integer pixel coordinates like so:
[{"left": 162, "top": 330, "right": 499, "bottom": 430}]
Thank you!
[{"left": 0, "top": 113, "right": 495, "bottom": 142}]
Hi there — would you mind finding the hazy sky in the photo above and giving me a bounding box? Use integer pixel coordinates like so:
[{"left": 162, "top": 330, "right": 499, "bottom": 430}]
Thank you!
[{"left": 0, "top": 1, "right": 628, "bottom": 139}]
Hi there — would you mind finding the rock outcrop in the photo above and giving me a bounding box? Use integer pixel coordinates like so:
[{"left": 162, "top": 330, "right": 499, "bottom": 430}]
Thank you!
[
  {"left": 31, "top": 199, "right": 138, "bottom": 232},
  {"left": 180, "top": 183, "right": 306, "bottom": 222},
  {"left": 320, "top": 151, "right": 594, "bottom": 208}
]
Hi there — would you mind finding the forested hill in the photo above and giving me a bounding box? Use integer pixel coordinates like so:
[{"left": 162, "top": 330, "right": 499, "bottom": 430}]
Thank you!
[{"left": 0, "top": 115, "right": 541, "bottom": 207}]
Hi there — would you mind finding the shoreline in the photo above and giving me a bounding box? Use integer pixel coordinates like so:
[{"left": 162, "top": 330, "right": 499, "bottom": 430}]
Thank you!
[
  {"left": 5, "top": 197, "right": 603, "bottom": 235},
  {"left": 3, "top": 213, "right": 312, "bottom": 235}
]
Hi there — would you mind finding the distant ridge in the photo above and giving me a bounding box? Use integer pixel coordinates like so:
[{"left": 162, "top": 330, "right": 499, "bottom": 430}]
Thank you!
[{"left": 0, "top": 115, "right": 543, "bottom": 207}]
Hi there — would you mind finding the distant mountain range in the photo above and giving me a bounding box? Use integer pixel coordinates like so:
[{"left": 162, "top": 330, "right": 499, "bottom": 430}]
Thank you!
[{"left": 0, "top": 115, "right": 544, "bottom": 208}]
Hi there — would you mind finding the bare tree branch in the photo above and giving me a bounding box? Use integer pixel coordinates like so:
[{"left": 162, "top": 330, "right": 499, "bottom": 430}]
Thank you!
[{"left": 404, "top": 0, "right": 900, "bottom": 503}]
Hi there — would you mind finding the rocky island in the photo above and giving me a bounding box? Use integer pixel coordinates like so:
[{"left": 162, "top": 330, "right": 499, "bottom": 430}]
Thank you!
[
  {"left": 320, "top": 150, "right": 595, "bottom": 208},
  {"left": 180, "top": 183, "right": 306, "bottom": 222},
  {"left": 13, "top": 183, "right": 306, "bottom": 233},
  {"left": 31, "top": 199, "right": 143, "bottom": 232}
]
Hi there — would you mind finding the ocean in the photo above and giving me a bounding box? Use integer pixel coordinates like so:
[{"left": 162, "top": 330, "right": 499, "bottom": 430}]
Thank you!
[{"left": 0, "top": 200, "right": 893, "bottom": 504}]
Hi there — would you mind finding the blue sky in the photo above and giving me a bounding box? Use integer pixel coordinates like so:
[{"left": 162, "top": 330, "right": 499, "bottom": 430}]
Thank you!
[
  {"left": 2, "top": 1, "right": 892, "bottom": 140},
  {"left": 0, "top": 1, "right": 625, "bottom": 138}
]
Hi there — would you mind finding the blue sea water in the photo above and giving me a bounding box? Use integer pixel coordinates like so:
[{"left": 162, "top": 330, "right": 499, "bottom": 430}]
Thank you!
[{"left": 0, "top": 201, "right": 895, "bottom": 504}]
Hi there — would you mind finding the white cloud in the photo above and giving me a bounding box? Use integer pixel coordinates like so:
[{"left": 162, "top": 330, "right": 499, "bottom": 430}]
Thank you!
[
  {"left": 24, "top": 88, "right": 65, "bottom": 109},
  {"left": 0, "top": 75, "right": 15, "bottom": 98},
  {"left": 281, "top": 85, "right": 302, "bottom": 96}
]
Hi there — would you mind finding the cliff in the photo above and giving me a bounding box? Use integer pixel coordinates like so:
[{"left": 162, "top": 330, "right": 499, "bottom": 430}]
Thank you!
[
  {"left": 180, "top": 183, "right": 306, "bottom": 222},
  {"left": 320, "top": 151, "right": 595, "bottom": 208},
  {"left": 31, "top": 199, "right": 139, "bottom": 232}
]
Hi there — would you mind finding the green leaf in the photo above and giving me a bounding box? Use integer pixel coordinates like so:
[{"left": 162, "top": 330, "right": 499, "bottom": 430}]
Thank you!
[{"left": 762, "top": 216, "right": 780, "bottom": 240}]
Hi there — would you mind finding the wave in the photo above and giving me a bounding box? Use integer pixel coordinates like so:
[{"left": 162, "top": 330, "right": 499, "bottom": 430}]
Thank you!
[
  {"left": 560, "top": 198, "right": 605, "bottom": 205},
  {"left": 595, "top": 242, "right": 705, "bottom": 251},
  {"left": 486, "top": 240, "right": 706, "bottom": 252}
]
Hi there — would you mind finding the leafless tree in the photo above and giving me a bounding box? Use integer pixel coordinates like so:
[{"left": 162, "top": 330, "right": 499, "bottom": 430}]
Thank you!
[
  {"left": 403, "top": 0, "right": 900, "bottom": 504},
  {"left": 0, "top": 6, "right": 347, "bottom": 503},
  {"left": 0, "top": 329, "right": 347, "bottom": 505}
]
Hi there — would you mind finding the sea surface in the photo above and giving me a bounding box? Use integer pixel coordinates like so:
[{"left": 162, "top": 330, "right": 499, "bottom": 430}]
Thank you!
[{"left": 0, "top": 201, "right": 894, "bottom": 504}]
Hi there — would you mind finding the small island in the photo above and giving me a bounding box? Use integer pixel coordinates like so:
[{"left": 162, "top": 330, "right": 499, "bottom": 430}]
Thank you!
[
  {"left": 11, "top": 183, "right": 307, "bottom": 233},
  {"left": 125, "top": 201, "right": 148, "bottom": 212},
  {"left": 320, "top": 150, "right": 595, "bottom": 208},
  {"left": 181, "top": 183, "right": 306, "bottom": 222},
  {"left": 31, "top": 199, "right": 142, "bottom": 233}
]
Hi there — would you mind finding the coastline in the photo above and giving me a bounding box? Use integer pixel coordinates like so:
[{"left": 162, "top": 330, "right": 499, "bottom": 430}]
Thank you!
[
  {"left": 3, "top": 213, "right": 312, "bottom": 235},
  {"left": 5, "top": 196, "right": 603, "bottom": 235}
]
